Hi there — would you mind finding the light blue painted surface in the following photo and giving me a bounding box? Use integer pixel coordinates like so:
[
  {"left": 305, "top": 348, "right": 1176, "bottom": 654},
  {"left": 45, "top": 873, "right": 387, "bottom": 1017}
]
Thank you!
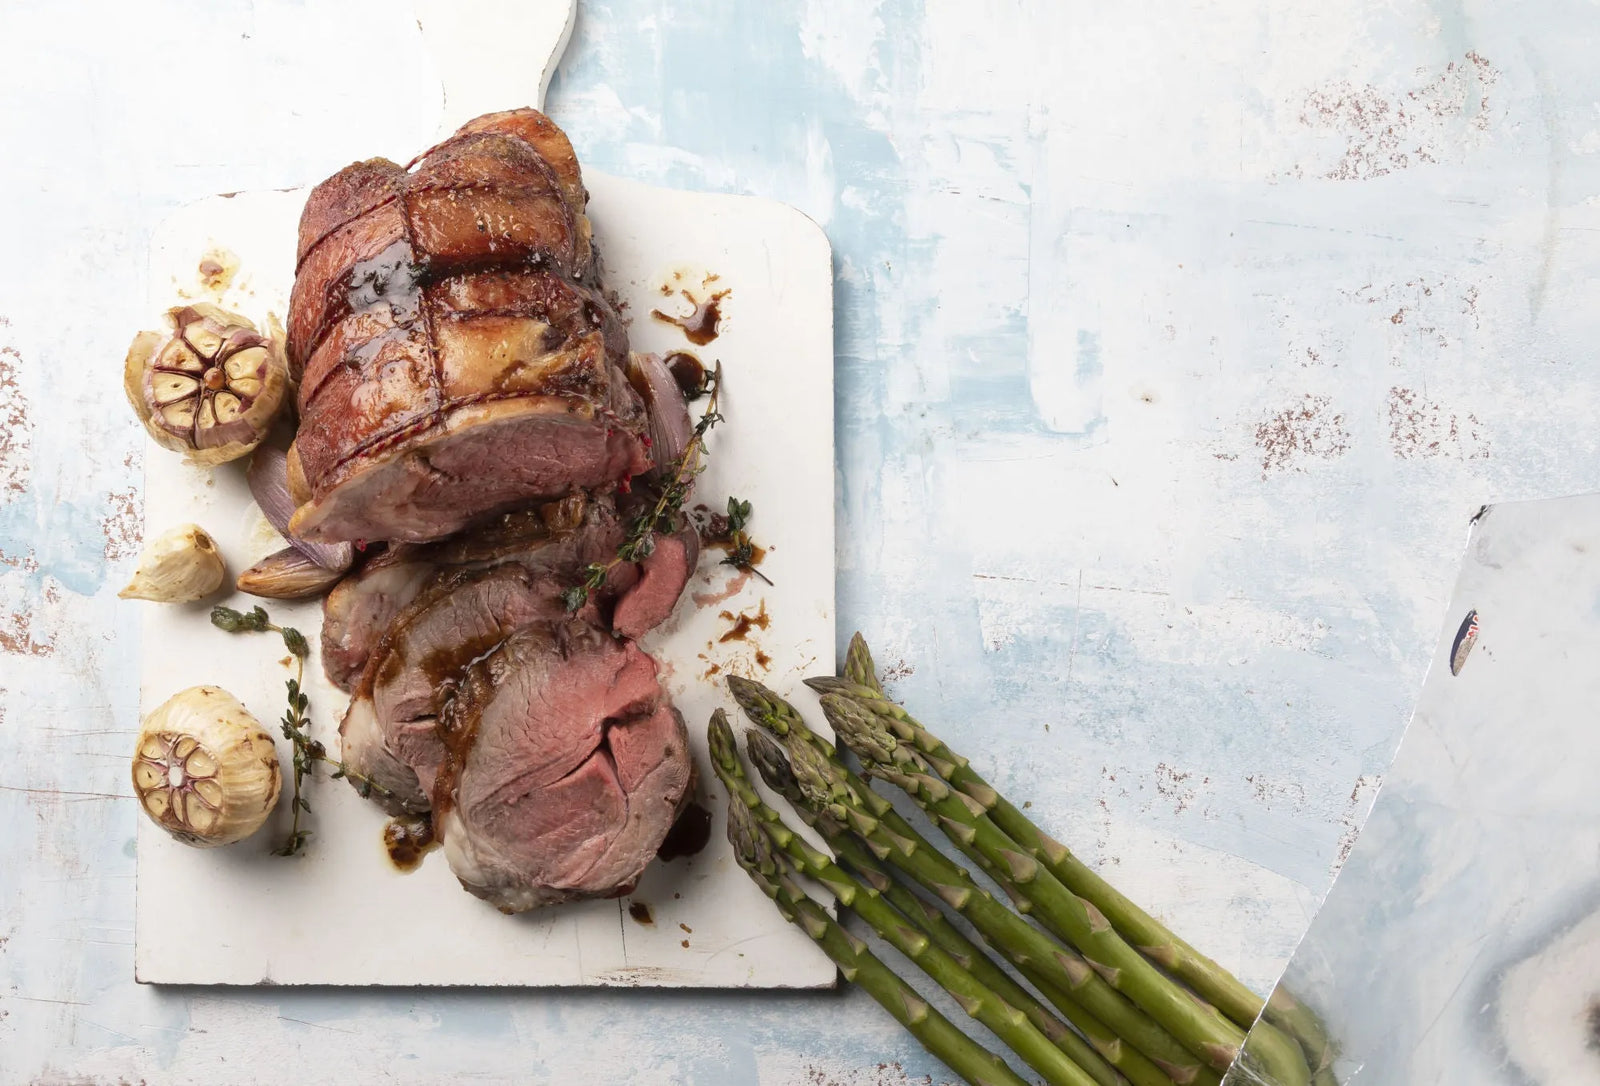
[{"left": 2, "top": 1, "right": 1599, "bottom": 1082}]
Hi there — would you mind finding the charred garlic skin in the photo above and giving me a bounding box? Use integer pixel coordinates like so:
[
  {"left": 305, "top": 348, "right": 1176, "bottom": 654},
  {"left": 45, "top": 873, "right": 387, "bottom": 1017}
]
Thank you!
[
  {"left": 124, "top": 304, "right": 289, "bottom": 466},
  {"left": 119, "top": 523, "right": 227, "bottom": 603},
  {"left": 132, "top": 686, "right": 282, "bottom": 847}
]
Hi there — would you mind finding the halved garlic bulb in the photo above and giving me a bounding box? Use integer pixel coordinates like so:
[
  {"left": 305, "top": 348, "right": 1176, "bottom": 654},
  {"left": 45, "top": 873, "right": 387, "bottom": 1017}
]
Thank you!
[
  {"left": 132, "top": 685, "right": 281, "bottom": 847},
  {"left": 119, "top": 523, "right": 227, "bottom": 603},
  {"left": 124, "top": 304, "right": 289, "bottom": 466}
]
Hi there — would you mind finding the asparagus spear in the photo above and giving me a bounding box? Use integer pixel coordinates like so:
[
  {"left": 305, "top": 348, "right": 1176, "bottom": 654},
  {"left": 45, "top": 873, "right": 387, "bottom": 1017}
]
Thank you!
[
  {"left": 1262, "top": 989, "right": 1336, "bottom": 1076},
  {"left": 815, "top": 639, "right": 1325, "bottom": 1080},
  {"left": 711, "top": 713, "right": 1107, "bottom": 1086},
  {"left": 746, "top": 728, "right": 1175, "bottom": 1086},
  {"left": 723, "top": 769, "right": 1031, "bottom": 1086},
  {"left": 728, "top": 677, "right": 1217, "bottom": 1086},
  {"left": 820, "top": 693, "right": 1292, "bottom": 1082},
  {"left": 843, "top": 633, "right": 884, "bottom": 693},
  {"left": 812, "top": 638, "right": 1260, "bottom": 1028}
]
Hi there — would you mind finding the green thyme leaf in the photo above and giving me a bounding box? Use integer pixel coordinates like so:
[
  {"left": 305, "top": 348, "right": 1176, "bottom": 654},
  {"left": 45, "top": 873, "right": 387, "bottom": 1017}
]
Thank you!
[{"left": 281, "top": 626, "right": 310, "bottom": 660}]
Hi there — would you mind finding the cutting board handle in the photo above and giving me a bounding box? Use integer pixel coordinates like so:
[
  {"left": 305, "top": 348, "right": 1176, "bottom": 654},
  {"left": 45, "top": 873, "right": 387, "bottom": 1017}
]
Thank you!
[{"left": 414, "top": 0, "right": 577, "bottom": 135}]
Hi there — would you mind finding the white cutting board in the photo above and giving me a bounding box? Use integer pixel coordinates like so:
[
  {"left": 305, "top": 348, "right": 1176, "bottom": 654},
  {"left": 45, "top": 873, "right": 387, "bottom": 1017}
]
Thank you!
[{"left": 133, "top": 0, "right": 836, "bottom": 988}]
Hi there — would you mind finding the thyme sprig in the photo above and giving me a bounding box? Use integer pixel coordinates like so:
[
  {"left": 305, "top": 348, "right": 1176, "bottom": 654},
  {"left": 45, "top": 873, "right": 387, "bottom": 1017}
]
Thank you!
[
  {"left": 563, "top": 363, "right": 727, "bottom": 613},
  {"left": 718, "top": 495, "right": 773, "bottom": 586},
  {"left": 210, "top": 604, "right": 395, "bottom": 856}
]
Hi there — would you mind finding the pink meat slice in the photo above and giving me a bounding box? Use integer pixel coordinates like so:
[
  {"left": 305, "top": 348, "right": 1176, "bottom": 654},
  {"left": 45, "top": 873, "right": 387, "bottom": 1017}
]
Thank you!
[{"left": 434, "top": 621, "right": 691, "bottom": 912}]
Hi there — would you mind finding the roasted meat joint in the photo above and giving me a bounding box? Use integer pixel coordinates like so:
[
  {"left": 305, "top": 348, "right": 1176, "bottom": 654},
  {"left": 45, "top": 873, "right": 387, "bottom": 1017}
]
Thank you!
[{"left": 288, "top": 108, "right": 698, "bottom": 912}]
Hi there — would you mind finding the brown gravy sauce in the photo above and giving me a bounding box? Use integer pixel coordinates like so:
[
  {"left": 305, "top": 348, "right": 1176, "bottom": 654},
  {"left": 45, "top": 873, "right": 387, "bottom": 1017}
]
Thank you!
[
  {"left": 383, "top": 812, "right": 439, "bottom": 871},
  {"left": 663, "top": 351, "right": 708, "bottom": 398},
  {"left": 718, "top": 600, "right": 771, "bottom": 644},
  {"left": 656, "top": 802, "right": 712, "bottom": 861},
  {"left": 651, "top": 289, "right": 729, "bottom": 345}
]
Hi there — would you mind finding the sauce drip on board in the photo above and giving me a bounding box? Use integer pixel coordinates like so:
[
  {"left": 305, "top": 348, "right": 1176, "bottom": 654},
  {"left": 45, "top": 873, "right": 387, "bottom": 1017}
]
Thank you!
[
  {"left": 651, "top": 289, "right": 729, "bottom": 345},
  {"left": 718, "top": 600, "right": 770, "bottom": 644},
  {"left": 383, "top": 813, "right": 439, "bottom": 871},
  {"left": 663, "top": 351, "right": 708, "bottom": 398},
  {"left": 656, "top": 802, "right": 712, "bottom": 861}
]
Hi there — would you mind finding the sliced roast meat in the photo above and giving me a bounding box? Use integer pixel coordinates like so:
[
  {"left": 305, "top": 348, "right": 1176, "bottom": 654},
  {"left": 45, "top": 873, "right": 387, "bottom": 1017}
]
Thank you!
[
  {"left": 292, "top": 394, "right": 649, "bottom": 545},
  {"left": 612, "top": 526, "right": 699, "bottom": 640},
  {"left": 338, "top": 694, "right": 429, "bottom": 815},
  {"left": 312, "top": 108, "right": 703, "bottom": 914},
  {"left": 321, "top": 546, "right": 433, "bottom": 692},
  {"left": 354, "top": 563, "right": 570, "bottom": 804},
  {"left": 321, "top": 493, "right": 696, "bottom": 690},
  {"left": 581, "top": 702, "right": 694, "bottom": 890},
  {"left": 337, "top": 496, "right": 634, "bottom": 799},
  {"left": 286, "top": 107, "right": 649, "bottom": 545},
  {"left": 433, "top": 620, "right": 690, "bottom": 912}
]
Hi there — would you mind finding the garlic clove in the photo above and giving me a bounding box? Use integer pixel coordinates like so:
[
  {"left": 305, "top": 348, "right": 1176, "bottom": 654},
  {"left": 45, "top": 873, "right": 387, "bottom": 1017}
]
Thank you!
[
  {"left": 124, "top": 304, "right": 289, "bottom": 466},
  {"left": 132, "top": 685, "right": 282, "bottom": 848},
  {"left": 119, "top": 523, "right": 228, "bottom": 603},
  {"left": 236, "top": 546, "right": 345, "bottom": 600}
]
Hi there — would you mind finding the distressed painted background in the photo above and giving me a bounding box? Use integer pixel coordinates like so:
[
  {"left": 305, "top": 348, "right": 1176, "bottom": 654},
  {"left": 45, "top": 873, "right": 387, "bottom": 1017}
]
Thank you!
[{"left": 3, "top": 0, "right": 1597, "bottom": 1082}]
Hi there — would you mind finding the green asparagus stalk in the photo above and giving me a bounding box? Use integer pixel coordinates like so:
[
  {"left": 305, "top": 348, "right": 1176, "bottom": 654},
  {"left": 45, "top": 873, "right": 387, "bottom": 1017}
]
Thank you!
[
  {"left": 815, "top": 639, "right": 1325, "bottom": 1082},
  {"left": 711, "top": 714, "right": 1107, "bottom": 1086},
  {"left": 728, "top": 677, "right": 1217, "bottom": 1086},
  {"left": 820, "top": 692, "right": 1301, "bottom": 1084},
  {"left": 723, "top": 768, "right": 1031, "bottom": 1086},
  {"left": 746, "top": 728, "right": 1174, "bottom": 1086},
  {"left": 843, "top": 633, "right": 884, "bottom": 693},
  {"left": 812, "top": 638, "right": 1260, "bottom": 1029}
]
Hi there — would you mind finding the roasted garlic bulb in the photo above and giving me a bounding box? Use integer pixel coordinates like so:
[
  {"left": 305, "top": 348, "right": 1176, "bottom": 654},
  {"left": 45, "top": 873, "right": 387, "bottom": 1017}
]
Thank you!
[
  {"left": 119, "top": 523, "right": 227, "bottom": 603},
  {"left": 124, "top": 304, "right": 288, "bottom": 466},
  {"left": 132, "top": 686, "right": 281, "bottom": 847}
]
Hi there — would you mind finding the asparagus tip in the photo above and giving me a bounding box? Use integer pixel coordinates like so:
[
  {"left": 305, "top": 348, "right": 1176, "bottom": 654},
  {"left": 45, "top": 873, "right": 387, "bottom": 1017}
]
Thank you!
[
  {"left": 819, "top": 692, "right": 900, "bottom": 765},
  {"left": 844, "top": 632, "right": 884, "bottom": 693}
]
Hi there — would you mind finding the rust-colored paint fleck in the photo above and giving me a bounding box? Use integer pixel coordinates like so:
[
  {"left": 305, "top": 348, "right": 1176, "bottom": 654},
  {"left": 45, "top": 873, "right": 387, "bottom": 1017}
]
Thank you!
[
  {"left": 0, "top": 343, "right": 31, "bottom": 500},
  {"left": 1294, "top": 52, "right": 1499, "bottom": 182},
  {"left": 0, "top": 610, "right": 55, "bottom": 657},
  {"left": 1154, "top": 762, "right": 1199, "bottom": 814},
  {"left": 0, "top": 549, "right": 38, "bottom": 572},
  {"left": 1253, "top": 394, "right": 1350, "bottom": 475},
  {"left": 101, "top": 487, "right": 141, "bottom": 563},
  {"left": 800, "top": 1061, "right": 932, "bottom": 1086},
  {"left": 1387, "top": 387, "right": 1489, "bottom": 460},
  {"left": 880, "top": 659, "right": 915, "bottom": 683}
]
